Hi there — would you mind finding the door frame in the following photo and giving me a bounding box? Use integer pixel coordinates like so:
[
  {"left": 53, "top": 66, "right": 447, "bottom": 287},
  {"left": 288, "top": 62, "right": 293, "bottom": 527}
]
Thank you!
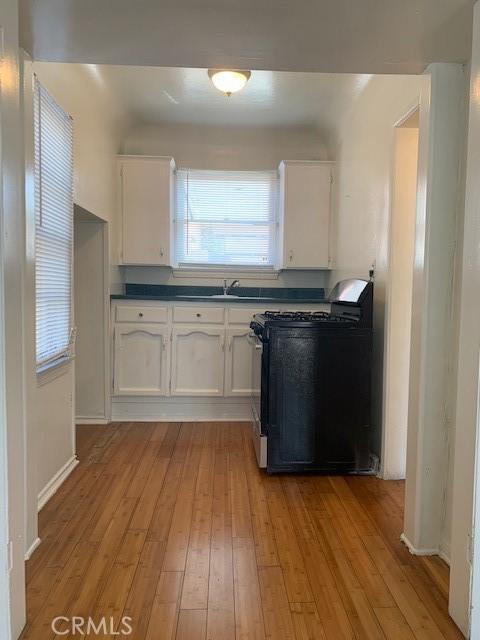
[
  {"left": 451, "top": 2, "right": 480, "bottom": 635},
  {"left": 381, "top": 101, "right": 419, "bottom": 480},
  {"left": 0, "top": 6, "right": 28, "bottom": 637}
]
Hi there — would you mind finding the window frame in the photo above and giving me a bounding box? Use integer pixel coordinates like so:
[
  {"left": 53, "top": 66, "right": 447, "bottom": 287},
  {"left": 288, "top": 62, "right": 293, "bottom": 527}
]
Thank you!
[
  {"left": 34, "top": 77, "right": 75, "bottom": 375},
  {"left": 173, "top": 167, "right": 279, "bottom": 271}
]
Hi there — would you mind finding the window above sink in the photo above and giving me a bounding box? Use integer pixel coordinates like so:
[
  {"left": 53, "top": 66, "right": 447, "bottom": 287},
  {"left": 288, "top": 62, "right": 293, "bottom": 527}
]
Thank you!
[{"left": 173, "top": 168, "right": 278, "bottom": 269}]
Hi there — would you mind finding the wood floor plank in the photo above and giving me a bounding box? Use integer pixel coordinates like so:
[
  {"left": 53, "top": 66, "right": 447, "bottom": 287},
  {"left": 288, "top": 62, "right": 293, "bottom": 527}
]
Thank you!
[
  {"left": 163, "top": 426, "right": 205, "bottom": 571},
  {"left": 242, "top": 429, "right": 279, "bottom": 567},
  {"left": 401, "top": 565, "right": 464, "bottom": 640},
  {"left": 290, "top": 602, "right": 327, "bottom": 640},
  {"left": 45, "top": 472, "right": 116, "bottom": 569},
  {"left": 420, "top": 557, "right": 450, "bottom": 601},
  {"left": 363, "top": 535, "right": 445, "bottom": 640},
  {"left": 147, "top": 425, "right": 193, "bottom": 543},
  {"left": 129, "top": 457, "right": 170, "bottom": 532},
  {"left": 176, "top": 609, "right": 207, "bottom": 640},
  {"left": 22, "top": 541, "right": 98, "bottom": 640},
  {"left": 69, "top": 497, "right": 138, "bottom": 621},
  {"left": 83, "top": 465, "right": 135, "bottom": 543},
  {"left": 181, "top": 424, "right": 216, "bottom": 610},
  {"left": 264, "top": 476, "right": 313, "bottom": 603},
  {"left": 207, "top": 428, "right": 235, "bottom": 640},
  {"left": 258, "top": 566, "right": 296, "bottom": 640},
  {"left": 145, "top": 572, "right": 184, "bottom": 640},
  {"left": 122, "top": 540, "right": 167, "bottom": 640},
  {"left": 229, "top": 425, "right": 254, "bottom": 539},
  {"left": 374, "top": 607, "right": 416, "bottom": 640},
  {"left": 233, "top": 537, "right": 266, "bottom": 640},
  {"left": 23, "top": 422, "right": 461, "bottom": 640}
]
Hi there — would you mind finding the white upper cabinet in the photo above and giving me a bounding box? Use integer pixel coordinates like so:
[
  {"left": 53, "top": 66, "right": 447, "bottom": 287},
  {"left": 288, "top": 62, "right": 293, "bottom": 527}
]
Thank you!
[
  {"left": 278, "top": 161, "right": 333, "bottom": 269},
  {"left": 119, "top": 156, "right": 175, "bottom": 265}
]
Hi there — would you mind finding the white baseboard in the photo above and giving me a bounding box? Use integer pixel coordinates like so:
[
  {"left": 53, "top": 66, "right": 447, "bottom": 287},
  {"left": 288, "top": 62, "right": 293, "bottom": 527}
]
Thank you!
[
  {"left": 37, "top": 455, "right": 79, "bottom": 512},
  {"left": 112, "top": 397, "right": 253, "bottom": 422},
  {"left": 25, "top": 537, "right": 41, "bottom": 561},
  {"left": 76, "top": 417, "right": 110, "bottom": 425},
  {"left": 400, "top": 533, "right": 439, "bottom": 556},
  {"left": 438, "top": 549, "right": 451, "bottom": 566}
]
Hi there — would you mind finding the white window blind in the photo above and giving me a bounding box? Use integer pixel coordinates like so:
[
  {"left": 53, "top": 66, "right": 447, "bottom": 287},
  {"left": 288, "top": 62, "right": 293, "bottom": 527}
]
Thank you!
[
  {"left": 174, "top": 169, "right": 277, "bottom": 267},
  {"left": 34, "top": 78, "right": 74, "bottom": 367}
]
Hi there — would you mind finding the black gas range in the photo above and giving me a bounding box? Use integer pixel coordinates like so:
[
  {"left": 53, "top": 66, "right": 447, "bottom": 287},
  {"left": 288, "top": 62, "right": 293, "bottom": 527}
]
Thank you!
[{"left": 248, "top": 279, "right": 374, "bottom": 474}]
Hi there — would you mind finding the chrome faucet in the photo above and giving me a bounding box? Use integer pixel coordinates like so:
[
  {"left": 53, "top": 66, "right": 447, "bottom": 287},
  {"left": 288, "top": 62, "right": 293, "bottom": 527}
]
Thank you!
[{"left": 223, "top": 279, "right": 240, "bottom": 295}]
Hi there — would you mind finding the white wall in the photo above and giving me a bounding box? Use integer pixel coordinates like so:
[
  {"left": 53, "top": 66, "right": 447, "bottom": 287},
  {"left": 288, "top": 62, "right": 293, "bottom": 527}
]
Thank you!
[
  {"left": 382, "top": 126, "right": 418, "bottom": 480},
  {"left": 23, "top": 63, "right": 127, "bottom": 553},
  {"left": 122, "top": 123, "right": 328, "bottom": 169},
  {"left": 34, "top": 63, "right": 129, "bottom": 223},
  {"left": 74, "top": 215, "right": 108, "bottom": 421},
  {"left": 329, "top": 74, "right": 424, "bottom": 459},
  {"left": 122, "top": 266, "right": 330, "bottom": 290},
  {"left": 330, "top": 69, "right": 467, "bottom": 568}
]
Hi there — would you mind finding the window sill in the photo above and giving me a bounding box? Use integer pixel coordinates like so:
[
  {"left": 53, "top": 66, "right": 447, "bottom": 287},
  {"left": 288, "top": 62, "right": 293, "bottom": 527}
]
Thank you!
[
  {"left": 172, "top": 267, "right": 279, "bottom": 280},
  {"left": 37, "top": 355, "right": 73, "bottom": 387}
]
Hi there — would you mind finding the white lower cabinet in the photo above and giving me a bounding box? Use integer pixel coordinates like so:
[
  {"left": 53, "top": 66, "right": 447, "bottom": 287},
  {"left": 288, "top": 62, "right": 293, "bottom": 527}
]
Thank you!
[
  {"left": 170, "top": 325, "right": 225, "bottom": 396},
  {"left": 224, "top": 328, "right": 255, "bottom": 397},
  {"left": 113, "top": 323, "right": 169, "bottom": 396},
  {"left": 112, "top": 302, "right": 328, "bottom": 403}
]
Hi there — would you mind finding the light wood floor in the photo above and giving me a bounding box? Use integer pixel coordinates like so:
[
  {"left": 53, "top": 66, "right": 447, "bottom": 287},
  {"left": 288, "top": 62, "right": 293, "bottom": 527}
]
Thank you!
[{"left": 21, "top": 422, "right": 462, "bottom": 639}]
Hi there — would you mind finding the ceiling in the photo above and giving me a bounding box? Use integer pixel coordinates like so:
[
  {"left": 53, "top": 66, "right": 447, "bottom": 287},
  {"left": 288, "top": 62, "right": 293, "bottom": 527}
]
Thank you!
[
  {"left": 86, "top": 65, "right": 372, "bottom": 131},
  {"left": 20, "top": 0, "right": 474, "bottom": 75}
]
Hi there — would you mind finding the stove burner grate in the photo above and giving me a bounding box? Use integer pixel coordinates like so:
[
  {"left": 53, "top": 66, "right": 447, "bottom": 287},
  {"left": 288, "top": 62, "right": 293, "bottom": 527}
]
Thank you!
[{"left": 263, "top": 310, "right": 354, "bottom": 323}]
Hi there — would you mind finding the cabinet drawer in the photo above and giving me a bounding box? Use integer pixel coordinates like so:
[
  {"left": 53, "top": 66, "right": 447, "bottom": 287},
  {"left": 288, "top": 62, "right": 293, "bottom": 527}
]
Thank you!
[
  {"left": 115, "top": 305, "right": 168, "bottom": 324},
  {"left": 228, "top": 308, "right": 270, "bottom": 325},
  {"left": 173, "top": 306, "right": 224, "bottom": 324}
]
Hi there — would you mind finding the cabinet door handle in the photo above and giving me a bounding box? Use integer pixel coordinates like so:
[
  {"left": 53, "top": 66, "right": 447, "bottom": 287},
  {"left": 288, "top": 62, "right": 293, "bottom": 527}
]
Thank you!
[
  {"left": 196, "top": 313, "right": 201, "bottom": 318},
  {"left": 289, "top": 250, "right": 294, "bottom": 262},
  {"left": 138, "top": 312, "right": 144, "bottom": 318},
  {"left": 228, "top": 336, "right": 233, "bottom": 351},
  {"left": 159, "top": 247, "right": 164, "bottom": 257}
]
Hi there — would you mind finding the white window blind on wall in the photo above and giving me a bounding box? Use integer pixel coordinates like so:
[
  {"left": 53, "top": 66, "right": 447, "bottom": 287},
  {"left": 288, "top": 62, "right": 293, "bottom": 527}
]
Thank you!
[
  {"left": 175, "top": 169, "right": 277, "bottom": 267},
  {"left": 34, "top": 78, "right": 74, "bottom": 367}
]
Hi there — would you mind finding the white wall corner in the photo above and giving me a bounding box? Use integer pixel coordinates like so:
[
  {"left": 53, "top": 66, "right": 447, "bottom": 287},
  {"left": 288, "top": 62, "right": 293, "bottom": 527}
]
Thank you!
[
  {"left": 400, "top": 533, "right": 439, "bottom": 557},
  {"left": 24, "top": 537, "right": 41, "bottom": 561},
  {"left": 403, "top": 62, "right": 466, "bottom": 559},
  {"left": 37, "top": 456, "right": 79, "bottom": 512}
]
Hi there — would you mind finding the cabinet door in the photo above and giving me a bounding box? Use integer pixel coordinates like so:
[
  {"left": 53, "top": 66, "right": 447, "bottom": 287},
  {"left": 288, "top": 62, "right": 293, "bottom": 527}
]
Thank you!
[
  {"left": 120, "top": 157, "right": 173, "bottom": 265},
  {"left": 224, "top": 328, "right": 255, "bottom": 397},
  {"left": 280, "top": 162, "right": 332, "bottom": 269},
  {"left": 113, "top": 324, "right": 169, "bottom": 396},
  {"left": 171, "top": 326, "right": 225, "bottom": 396}
]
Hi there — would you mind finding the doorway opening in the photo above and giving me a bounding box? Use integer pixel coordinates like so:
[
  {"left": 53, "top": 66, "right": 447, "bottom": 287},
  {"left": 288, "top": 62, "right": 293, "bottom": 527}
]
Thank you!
[
  {"left": 73, "top": 206, "right": 110, "bottom": 424},
  {"left": 382, "top": 106, "right": 419, "bottom": 480}
]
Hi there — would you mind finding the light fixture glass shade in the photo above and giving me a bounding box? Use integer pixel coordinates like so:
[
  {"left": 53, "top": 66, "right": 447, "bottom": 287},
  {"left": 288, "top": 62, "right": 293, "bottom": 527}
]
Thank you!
[{"left": 208, "top": 69, "right": 251, "bottom": 96}]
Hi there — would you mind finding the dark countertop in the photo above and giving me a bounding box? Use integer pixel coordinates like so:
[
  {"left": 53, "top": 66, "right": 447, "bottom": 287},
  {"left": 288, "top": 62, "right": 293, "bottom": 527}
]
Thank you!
[{"left": 111, "top": 284, "right": 330, "bottom": 305}]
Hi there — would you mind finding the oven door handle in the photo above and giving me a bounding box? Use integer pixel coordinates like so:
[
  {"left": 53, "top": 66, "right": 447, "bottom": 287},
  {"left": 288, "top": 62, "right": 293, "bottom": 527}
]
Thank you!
[{"left": 247, "top": 332, "right": 263, "bottom": 350}]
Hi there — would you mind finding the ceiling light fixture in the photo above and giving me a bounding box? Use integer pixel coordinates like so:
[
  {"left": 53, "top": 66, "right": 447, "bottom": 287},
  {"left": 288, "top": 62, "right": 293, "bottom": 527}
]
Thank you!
[{"left": 208, "top": 69, "right": 251, "bottom": 96}]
